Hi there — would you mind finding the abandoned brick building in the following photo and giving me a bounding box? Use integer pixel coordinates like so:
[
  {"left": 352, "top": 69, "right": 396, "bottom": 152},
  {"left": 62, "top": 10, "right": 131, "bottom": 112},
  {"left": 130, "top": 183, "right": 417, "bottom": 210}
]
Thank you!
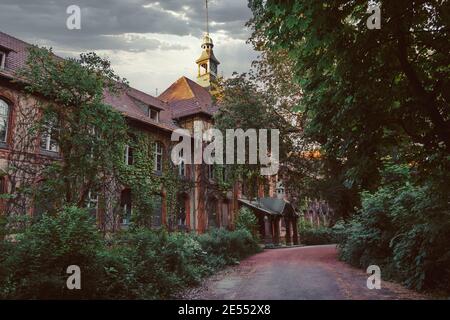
[{"left": 0, "top": 28, "right": 299, "bottom": 244}]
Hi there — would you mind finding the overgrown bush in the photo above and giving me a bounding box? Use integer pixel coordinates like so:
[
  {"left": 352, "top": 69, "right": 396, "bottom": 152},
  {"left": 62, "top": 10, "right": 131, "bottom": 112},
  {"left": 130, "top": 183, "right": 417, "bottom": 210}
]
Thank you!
[
  {"left": 0, "top": 207, "right": 103, "bottom": 299},
  {"left": 196, "top": 228, "right": 261, "bottom": 268},
  {"left": 236, "top": 207, "right": 259, "bottom": 237},
  {"left": 299, "top": 227, "right": 335, "bottom": 245},
  {"left": 338, "top": 164, "right": 450, "bottom": 292},
  {"left": 299, "top": 220, "right": 339, "bottom": 246},
  {"left": 0, "top": 208, "right": 261, "bottom": 299}
]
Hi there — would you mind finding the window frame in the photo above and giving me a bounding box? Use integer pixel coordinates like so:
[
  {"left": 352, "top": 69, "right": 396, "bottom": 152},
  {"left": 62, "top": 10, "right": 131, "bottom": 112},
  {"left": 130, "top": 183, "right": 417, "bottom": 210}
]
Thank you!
[
  {"left": 154, "top": 142, "right": 163, "bottom": 173},
  {"left": 86, "top": 190, "right": 99, "bottom": 218},
  {"left": 151, "top": 194, "right": 163, "bottom": 228},
  {"left": 124, "top": 144, "right": 134, "bottom": 166},
  {"left": 0, "top": 98, "right": 10, "bottom": 144},
  {"left": 0, "top": 176, "right": 5, "bottom": 194},
  {"left": 208, "top": 164, "right": 215, "bottom": 180},
  {"left": 149, "top": 108, "right": 160, "bottom": 122},
  {"left": 178, "top": 149, "right": 186, "bottom": 177},
  {"left": 122, "top": 203, "right": 133, "bottom": 225},
  {"left": 0, "top": 52, "right": 5, "bottom": 69},
  {"left": 40, "top": 123, "right": 59, "bottom": 153}
]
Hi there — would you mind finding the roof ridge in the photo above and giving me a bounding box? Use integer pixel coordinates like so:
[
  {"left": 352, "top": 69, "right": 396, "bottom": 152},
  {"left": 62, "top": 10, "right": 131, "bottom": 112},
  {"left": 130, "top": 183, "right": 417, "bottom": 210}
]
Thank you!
[
  {"left": 180, "top": 76, "right": 196, "bottom": 99},
  {"left": 127, "top": 86, "right": 166, "bottom": 103},
  {"left": 0, "top": 31, "right": 32, "bottom": 48}
]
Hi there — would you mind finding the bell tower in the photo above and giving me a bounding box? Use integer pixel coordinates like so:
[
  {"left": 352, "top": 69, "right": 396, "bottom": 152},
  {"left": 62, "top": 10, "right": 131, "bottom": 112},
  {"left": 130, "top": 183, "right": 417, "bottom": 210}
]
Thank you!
[{"left": 196, "top": 0, "right": 220, "bottom": 89}]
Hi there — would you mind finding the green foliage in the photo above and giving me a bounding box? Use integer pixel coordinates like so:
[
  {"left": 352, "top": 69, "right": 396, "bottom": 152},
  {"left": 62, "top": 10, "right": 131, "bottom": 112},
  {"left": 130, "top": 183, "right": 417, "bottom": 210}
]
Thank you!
[
  {"left": 248, "top": 0, "right": 450, "bottom": 294},
  {"left": 98, "top": 229, "right": 210, "bottom": 299},
  {"left": 0, "top": 207, "right": 102, "bottom": 299},
  {"left": 118, "top": 132, "right": 159, "bottom": 228},
  {"left": 236, "top": 207, "right": 259, "bottom": 237},
  {"left": 10, "top": 47, "right": 128, "bottom": 215},
  {"left": 248, "top": 0, "right": 450, "bottom": 218},
  {"left": 338, "top": 164, "right": 450, "bottom": 292},
  {"left": 299, "top": 228, "right": 335, "bottom": 246},
  {"left": 117, "top": 131, "right": 190, "bottom": 230},
  {"left": 213, "top": 73, "right": 301, "bottom": 198},
  {"left": 298, "top": 219, "right": 334, "bottom": 245},
  {"left": 0, "top": 208, "right": 260, "bottom": 299},
  {"left": 298, "top": 219, "right": 344, "bottom": 245},
  {"left": 196, "top": 228, "right": 261, "bottom": 268}
]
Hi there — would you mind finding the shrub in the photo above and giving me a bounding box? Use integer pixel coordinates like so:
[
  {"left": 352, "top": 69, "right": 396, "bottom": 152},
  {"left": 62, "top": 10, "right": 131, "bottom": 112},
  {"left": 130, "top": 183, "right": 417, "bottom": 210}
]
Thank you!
[
  {"left": 299, "top": 227, "right": 336, "bottom": 245},
  {"left": 0, "top": 207, "right": 103, "bottom": 299},
  {"left": 196, "top": 228, "right": 261, "bottom": 268},
  {"left": 236, "top": 207, "right": 259, "bottom": 237},
  {"left": 0, "top": 209, "right": 262, "bottom": 299},
  {"left": 337, "top": 164, "right": 450, "bottom": 292},
  {"left": 298, "top": 219, "right": 342, "bottom": 245}
]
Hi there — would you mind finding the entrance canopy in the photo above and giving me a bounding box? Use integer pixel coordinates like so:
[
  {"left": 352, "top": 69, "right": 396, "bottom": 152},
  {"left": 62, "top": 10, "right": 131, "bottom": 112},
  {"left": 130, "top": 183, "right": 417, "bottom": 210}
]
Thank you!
[
  {"left": 238, "top": 197, "right": 299, "bottom": 218},
  {"left": 239, "top": 197, "right": 300, "bottom": 246}
]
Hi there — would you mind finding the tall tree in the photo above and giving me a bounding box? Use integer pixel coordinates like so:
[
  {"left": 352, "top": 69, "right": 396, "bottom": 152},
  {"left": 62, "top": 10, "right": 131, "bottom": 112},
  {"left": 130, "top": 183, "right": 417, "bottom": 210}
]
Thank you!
[
  {"left": 7, "top": 47, "right": 128, "bottom": 219},
  {"left": 248, "top": 0, "right": 450, "bottom": 215}
]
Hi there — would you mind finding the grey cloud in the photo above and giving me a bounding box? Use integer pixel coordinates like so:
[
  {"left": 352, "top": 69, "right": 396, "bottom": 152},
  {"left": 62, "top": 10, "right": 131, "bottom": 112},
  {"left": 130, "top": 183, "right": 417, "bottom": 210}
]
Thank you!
[
  {"left": 35, "top": 33, "right": 189, "bottom": 53},
  {"left": 0, "top": 0, "right": 257, "bottom": 92},
  {"left": 0, "top": 0, "right": 253, "bottom": 42}
]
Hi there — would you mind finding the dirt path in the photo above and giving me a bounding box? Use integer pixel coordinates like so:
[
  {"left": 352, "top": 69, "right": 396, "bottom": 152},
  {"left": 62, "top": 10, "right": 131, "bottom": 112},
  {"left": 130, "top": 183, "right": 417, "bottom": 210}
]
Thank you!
[{"left": 183, "top": 245, "right": 427, "bottom": 300}]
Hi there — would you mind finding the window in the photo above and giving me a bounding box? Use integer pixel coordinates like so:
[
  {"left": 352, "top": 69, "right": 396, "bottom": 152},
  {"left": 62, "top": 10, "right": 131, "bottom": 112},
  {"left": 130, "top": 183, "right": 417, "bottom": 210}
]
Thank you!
[
  {"left": 40, "top": 124, "right": 58, "bottom": 152},
  {"left": 208, "top": 164, "right": 215, "bottom": 180},
  {"left": 207, "top": 197, "right": 218, "bottom": 229},
  {"left": 0, "top": 99, "right": 9, "bottom": 143},
  {"left": 222, "top": 166, "right": 228, "bottom": 181},
  {"left": 86, "top": 190, "right": 99, "bottom": 218},
  {"left": 208, "top": 150, "right": 215, "bottom": 180},
  {"left": 0, "top": 176, "right": 5, "bottom": 194},
  {"left": 122, "top": 204, "right": 132, "bottom": 225},
  {"left": 178, "top": 149, "right": 186, "bottom": 177},
  {"left": 149, "top": 108, "right": 160, "bottom": 122},
  {"left": 154, "top": 142, "right": 163, "bottom": 172},
  {"left": 177, "top": 195, "right": 188, "bottom": 228},
  {"left": 151, "top": 195, "right": 162, "bottom": 227},
  {"left": 124, "top": 145, "right": 134, "bottom": 165},
  {"left": 200, "top": 63, "right": 208, "bottom": 75},
  {"left": 121, "top": 189, "right": 132, "bottom": 225},
  {"left": 0, "top": 52, "right": 5, "bottom": 69}
]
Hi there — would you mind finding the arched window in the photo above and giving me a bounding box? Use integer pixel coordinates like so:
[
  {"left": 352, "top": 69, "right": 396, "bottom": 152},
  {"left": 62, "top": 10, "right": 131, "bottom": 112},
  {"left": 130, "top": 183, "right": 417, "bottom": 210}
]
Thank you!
[{"left": 0, "top": 98, "right": 10, "bottom": 143}]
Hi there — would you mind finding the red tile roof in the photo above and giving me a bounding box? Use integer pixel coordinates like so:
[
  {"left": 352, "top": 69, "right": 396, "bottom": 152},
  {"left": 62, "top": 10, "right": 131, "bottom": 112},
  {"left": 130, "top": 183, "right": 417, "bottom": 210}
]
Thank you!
[
  {"left": 158, "top": 76, "right": 217, "bottom": 119},
  {"left": 0, "top": 31, "right": 217, "bottom": 133},
  {"left": 0, "top": 31, "right": 30, "bottom": 73}
]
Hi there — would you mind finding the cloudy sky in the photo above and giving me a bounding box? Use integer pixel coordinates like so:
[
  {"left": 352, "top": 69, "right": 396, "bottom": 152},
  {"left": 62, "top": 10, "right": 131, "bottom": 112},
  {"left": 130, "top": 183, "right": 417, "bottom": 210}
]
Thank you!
[{"left": 0, "top": 0, "right": 258, "bottom": 95}]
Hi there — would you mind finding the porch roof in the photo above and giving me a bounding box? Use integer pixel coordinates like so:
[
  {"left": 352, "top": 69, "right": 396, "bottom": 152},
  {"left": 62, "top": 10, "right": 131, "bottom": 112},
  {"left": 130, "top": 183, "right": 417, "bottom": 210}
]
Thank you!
[{"left": 239, "top": 198, "right": 299, "bottom": 217}]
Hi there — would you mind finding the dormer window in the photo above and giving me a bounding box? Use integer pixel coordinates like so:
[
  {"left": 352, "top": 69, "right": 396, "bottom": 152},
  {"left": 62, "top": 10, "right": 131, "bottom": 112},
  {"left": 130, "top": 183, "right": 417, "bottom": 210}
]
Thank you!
[
  {"left": 149, "top": 108, "right": 160, "bottom": 122},
  {"left": 0, "top": 52, "right": 5, "bottom": 69}
]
